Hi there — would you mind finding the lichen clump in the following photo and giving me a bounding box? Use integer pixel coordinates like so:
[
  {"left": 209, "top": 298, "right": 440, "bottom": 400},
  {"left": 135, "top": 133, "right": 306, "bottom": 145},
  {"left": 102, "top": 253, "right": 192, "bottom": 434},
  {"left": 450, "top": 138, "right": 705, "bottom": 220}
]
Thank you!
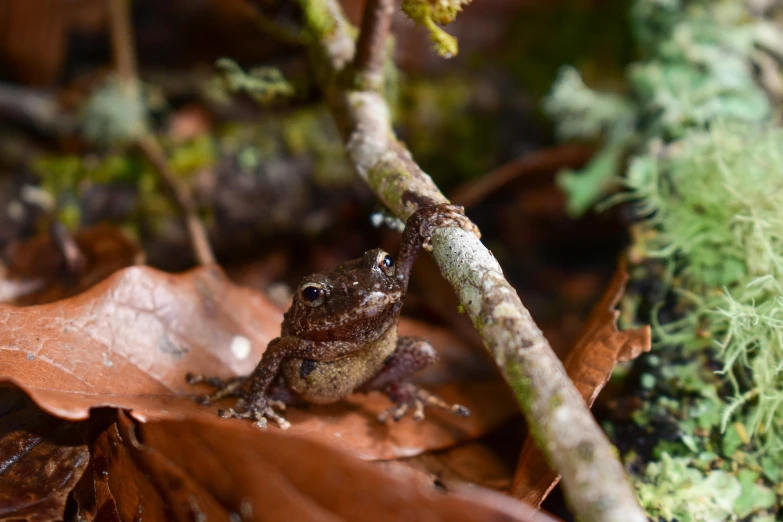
[
  {"left": 401, "top": 0, "right": 472, "bottom": 58},
  {"left": 544, "top": 0, "right": 783, "bottom": 519},
  {"left": 628, "top": 121, "right": 783, "bottom": 448}
]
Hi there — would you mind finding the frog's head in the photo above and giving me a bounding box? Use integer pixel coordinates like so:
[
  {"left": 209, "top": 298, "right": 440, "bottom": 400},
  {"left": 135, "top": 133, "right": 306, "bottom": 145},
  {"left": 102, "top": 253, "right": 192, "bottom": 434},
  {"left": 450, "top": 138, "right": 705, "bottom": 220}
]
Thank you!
[{"left": 285, "top": 249, "right": 404, "bottom": 342}]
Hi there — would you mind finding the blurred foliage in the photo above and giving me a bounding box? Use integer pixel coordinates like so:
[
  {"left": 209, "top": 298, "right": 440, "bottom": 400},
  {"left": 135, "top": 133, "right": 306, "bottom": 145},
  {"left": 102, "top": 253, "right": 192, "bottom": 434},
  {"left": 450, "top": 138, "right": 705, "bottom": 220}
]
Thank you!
[
  {"left": 33, "top": 101, "right": 353, "bottom": 243},
  {"left": 503, "top": 0, "right": 632, "bottom": 102},
  {"left": 397, "top": 78, "right": 494, "bottom": 188},
  {"left": 212, "top": 58, "right": 294, "bottom": 105},
  {"left": 32, "top": 135, "right": 215, "bottom": 236},
  {"left": 81, "top": 76, "right": 149, "bottom": 146},
  {"left": 546, "top": 0, "right": 779, "bottom": 217}
]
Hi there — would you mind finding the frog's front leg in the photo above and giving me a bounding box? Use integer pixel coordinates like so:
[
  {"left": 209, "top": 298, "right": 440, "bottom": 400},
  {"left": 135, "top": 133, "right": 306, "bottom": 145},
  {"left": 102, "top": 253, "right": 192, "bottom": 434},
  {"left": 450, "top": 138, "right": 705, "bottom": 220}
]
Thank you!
[
  {"left": 186, "top": 336, "right": 314, "bottom": 430},
  {"left": 359, "top": 336, "right": 471, "bottom": 422}
]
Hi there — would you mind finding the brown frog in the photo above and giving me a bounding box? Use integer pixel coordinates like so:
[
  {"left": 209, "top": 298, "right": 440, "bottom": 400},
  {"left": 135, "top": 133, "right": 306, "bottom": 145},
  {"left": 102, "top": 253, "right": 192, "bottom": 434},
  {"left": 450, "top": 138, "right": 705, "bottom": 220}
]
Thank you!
[{"left": 186, "top": 204, "right": 477, "bottom": 429}]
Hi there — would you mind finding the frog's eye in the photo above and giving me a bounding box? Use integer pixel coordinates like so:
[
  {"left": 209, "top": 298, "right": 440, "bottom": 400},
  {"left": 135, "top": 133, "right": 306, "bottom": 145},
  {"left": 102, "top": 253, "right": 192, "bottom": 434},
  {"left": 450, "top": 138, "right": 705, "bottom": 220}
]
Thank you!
[
  {"left": 377, "top": 252, "right": 395, "bottom": 277},
  {"left": 300, "top": 283, "right": 325, "bottom": 307}
]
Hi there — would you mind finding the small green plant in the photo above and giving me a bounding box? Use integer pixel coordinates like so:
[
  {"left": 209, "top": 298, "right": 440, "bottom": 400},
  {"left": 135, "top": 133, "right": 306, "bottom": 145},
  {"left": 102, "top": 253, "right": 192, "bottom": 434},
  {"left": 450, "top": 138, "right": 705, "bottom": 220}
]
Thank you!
[{"left": 401, "top": 0, "right": 473, "bottom": 58}]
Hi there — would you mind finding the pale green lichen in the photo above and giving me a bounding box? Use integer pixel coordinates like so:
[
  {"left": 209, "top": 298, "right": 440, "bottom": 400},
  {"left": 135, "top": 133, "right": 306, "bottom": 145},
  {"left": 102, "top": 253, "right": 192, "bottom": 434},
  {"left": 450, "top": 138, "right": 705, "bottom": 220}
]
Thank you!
[
  {"left": 81, "top": 75, "right": 149, "bottom": 145},
  {"left": 545, "top": 0, "right": 775, "bottom": 217},
  {"left": 635, "top": 453, "right": 742, "bottom": 522},
  {"left": 545, "top": 1, "right": 783, "bottom": 519},
  {"left": 622, "top": 121, "right": 783, "bottom": 519},
  {"left": 213, "top": 58, "right": 294, "bottom": 105}
]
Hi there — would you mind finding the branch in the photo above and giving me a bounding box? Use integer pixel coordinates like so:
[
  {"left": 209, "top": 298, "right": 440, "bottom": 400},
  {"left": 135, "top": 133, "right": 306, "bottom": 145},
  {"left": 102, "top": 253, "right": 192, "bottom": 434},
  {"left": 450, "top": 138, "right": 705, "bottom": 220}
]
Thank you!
[
  {"left": 294, "top": 0, "right": 646, "bottom": 520},
  {"left": 136, "top": 135, "right": 216, "bottom": 266},
  {"left": 107, "top": 0, "right": 216, "bottom": 266},
  {"left": 352, "top": 0, "right": 394, "bottom": 90}
]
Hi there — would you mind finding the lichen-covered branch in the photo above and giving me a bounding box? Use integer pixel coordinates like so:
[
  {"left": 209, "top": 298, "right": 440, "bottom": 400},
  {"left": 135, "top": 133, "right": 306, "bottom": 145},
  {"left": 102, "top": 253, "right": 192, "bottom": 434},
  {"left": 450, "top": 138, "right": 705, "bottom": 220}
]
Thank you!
[{"left": 293, "top": 0, "right": 646, "bottom": 519}]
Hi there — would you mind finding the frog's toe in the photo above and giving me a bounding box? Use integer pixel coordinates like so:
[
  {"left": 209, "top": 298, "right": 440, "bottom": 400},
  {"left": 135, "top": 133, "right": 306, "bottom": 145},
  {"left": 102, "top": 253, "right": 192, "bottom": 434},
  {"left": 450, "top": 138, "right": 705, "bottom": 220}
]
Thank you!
[
  {"left": 218, "top": 399, "right": 291, "bottom": 430},
  {"left": 414, "top": 388, "right": 471, "bottom": 417},
  {"left": 380, "top": 383, "right": 471, "bottom": 423}
]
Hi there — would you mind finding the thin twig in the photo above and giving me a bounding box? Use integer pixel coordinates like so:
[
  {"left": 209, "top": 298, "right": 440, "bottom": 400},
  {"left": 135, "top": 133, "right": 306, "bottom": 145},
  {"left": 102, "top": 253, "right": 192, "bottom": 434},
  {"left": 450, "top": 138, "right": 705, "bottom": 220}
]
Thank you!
[
  {"left": 107, "top": 0, "right": 216, "bottom": 266},
  {"left": 352, "top": 0, "right": 394, "bottom": 90},
  {"left": 108, "top": 0, "right": 137, "bottom": 85},
  {"left": 136, "top": 135, "right": 216, "bottom": 265},
  {"left": 50, "top": 220, "right": 86, "bottom": 276},
  {"left": 291, "top": 0, "right": 647, "bottom": 520}
]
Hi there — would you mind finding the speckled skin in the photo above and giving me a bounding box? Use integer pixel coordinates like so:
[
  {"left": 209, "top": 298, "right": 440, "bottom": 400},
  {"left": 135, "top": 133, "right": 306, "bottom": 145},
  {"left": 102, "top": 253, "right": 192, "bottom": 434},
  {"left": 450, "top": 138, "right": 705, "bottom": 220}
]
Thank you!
[{"left": 187, "top": 204, "right": 477, "bottom": 429}]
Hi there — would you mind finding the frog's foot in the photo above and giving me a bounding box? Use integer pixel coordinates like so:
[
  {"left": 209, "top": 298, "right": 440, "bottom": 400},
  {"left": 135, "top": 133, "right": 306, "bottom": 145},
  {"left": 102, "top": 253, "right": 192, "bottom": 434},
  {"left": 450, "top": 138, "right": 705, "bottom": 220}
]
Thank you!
[
  {"left": 219, "top": 396, "right": 290, "bottom": 430},
  {"left": 185, "top": 372, "right": 247, "bottom": 405},
  {"left": 378, "top": 382, "right": 470, "bottom": 423}
]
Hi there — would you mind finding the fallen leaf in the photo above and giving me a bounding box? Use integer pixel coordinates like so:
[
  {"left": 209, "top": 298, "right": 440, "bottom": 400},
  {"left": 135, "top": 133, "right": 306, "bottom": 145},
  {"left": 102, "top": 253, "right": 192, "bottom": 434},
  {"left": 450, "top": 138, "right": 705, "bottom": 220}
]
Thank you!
[
  {"left": 0, "top": 265, "right": 517, "bottom": 460},
  {"left": 84, "top": 415, "right": 225, "bottom": 522},
  {"left": 0, "top": 387, "right": 90, "bottom": 522},
  {"left": 510, "top": 263, "right": 651, "bottom": 506},
  {"left": 1, "top": 223, "right": 143, "bottom": 306},
  {"left": 94, "top": 411, "right": 560, "bottom": 522},
  {"left": 389, "top": 440, "right": 517, "bottom": 492}
]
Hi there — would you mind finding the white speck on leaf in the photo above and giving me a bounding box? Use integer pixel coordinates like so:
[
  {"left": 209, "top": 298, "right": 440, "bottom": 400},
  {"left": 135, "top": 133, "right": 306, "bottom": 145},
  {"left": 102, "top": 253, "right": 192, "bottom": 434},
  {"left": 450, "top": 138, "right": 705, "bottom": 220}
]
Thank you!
[{"left": 231, "top": 335, "right": 252, "bottom": 360}]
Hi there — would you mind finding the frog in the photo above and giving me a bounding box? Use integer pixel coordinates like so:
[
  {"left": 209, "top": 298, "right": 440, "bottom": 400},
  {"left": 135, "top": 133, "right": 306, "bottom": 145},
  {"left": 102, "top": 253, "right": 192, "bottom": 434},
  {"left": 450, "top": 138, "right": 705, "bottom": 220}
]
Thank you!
[{"left": 186, "top": 204, "right": 478, "bottom": 429}]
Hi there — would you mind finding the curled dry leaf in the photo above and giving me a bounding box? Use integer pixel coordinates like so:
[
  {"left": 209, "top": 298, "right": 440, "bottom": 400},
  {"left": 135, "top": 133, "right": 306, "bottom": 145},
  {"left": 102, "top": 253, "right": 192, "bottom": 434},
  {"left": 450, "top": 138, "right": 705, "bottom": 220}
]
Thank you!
[
  {"left": 511, "top": 264, "right": 651, "bottom": 506},
  {"left": 0, "top": 387, "right": 90, "bottom": 522},
  {"left": 0, "top": 265, "right": 517, "bottom": 460},
  {"left": 1, "top": 223, "right": 143, "bottom": 306},
  {"left": 85, "top": 411, "right": 560, "bottom": 522}
]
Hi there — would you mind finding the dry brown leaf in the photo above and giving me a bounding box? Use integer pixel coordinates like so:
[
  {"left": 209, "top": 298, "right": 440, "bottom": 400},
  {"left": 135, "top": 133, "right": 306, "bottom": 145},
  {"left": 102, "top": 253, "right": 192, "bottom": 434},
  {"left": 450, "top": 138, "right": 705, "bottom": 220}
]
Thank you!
[
  {"left": 94, "top": 411, "right": 561, "bottom": 522},
  {"left": 389, "top": 440, "right": 517, "bottom": 492},
  {"left": 0, "top": 265, "right": 517, "bottom": 460},
  {"left": 510, "top": 264, "right": 651, "bottom": 506},
  {"left": 0, "top": 387, "right": 90, "bottom": 522},
  {"left": 1, "top": 223, "right": 143, "bottom": 306}
]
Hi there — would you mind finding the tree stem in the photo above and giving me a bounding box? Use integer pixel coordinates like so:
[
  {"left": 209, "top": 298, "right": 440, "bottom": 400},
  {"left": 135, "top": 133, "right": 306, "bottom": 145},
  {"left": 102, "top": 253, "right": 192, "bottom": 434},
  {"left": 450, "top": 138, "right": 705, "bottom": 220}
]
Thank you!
[
  {"left": 294, "top": 0, "right": 647, "bottom": 519},
  {"left": 352, "top": 0, "right": 394, "bottom": 90}
]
